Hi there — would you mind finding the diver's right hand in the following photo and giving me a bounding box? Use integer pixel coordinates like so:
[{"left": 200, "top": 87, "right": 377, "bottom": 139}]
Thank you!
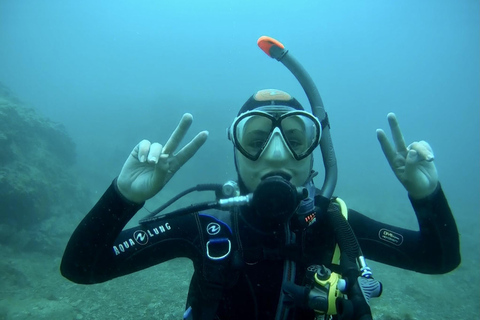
[{"left": 117, "top": 113, "right": 208, "bottom": 204}]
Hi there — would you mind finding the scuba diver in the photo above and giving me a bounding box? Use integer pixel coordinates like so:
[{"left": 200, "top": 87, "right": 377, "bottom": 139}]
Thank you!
[{"left": 60, "top": 37, "right": 460, "bottom": 320}]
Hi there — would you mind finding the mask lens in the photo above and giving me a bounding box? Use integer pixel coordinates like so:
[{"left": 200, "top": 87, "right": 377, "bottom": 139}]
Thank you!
[
  {"left": 280, "top": 114, "right": 320, "bottom": 158},
  {"left": 235, "top": 115, "right": 274, "bottom": 159}
]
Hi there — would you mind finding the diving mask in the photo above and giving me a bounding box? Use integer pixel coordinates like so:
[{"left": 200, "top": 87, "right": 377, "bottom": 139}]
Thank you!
[{"left": 228, "top": 106, "right": 322, "bottom": 161}]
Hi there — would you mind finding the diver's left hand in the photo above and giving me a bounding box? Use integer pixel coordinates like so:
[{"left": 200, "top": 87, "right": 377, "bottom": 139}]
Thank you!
[{"left": 376, "top": 113, "right": 438, "bottom": 199}]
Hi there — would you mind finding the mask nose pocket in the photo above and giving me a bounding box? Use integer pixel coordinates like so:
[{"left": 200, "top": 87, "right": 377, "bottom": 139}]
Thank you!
[{"left": 263, "top": 128, "right": 291, "bottom": 158}]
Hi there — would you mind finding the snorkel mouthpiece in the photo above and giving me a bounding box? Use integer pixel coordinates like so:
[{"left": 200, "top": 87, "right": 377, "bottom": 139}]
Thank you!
[{"left": 252, "top": 173, "right": 308, "bottom": 223}]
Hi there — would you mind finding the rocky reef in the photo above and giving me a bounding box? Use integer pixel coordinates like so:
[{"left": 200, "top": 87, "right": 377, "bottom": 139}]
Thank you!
[{"left": 0, "top": 82, "right": 87, "bottom": 242}]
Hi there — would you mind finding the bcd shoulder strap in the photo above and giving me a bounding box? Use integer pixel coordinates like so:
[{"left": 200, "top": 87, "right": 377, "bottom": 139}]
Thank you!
[{"left": 186, "top": 210, "right": 239, "bottom": 320}]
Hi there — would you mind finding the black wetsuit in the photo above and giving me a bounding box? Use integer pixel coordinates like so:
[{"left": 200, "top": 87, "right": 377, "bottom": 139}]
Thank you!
[{"left": 60, "top": 180, "right": 460, "bottom": 320}]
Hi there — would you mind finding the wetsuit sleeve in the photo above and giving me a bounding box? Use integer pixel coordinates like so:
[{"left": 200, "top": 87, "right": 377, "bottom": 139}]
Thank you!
[
  {"left": 60, "top": 179, "right": 201, "bottom": 284},
  {"left": 348, "top": 183, "right": 460, "bottom": 274}
]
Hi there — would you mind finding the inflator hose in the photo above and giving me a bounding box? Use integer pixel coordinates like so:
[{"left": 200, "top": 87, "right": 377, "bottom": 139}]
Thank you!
[
  {"left": 327, "top": 205, "right": 363, "bottom": 265},
  {"left": 327, "top": 206, "right": 374, "bottom": 320}
]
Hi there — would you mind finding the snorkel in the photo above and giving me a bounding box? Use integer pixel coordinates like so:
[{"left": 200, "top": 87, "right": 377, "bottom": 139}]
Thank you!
[
  {"left": 257, "top": 37, "right": 381, "bottom": 320},
  {"left": 257, "top": 36, "right": 337, "bottom": 216}
]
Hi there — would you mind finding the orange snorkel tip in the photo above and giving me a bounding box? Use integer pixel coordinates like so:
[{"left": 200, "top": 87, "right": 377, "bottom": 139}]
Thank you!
[{"left": 257, "top": 36, "right": 285, "bottom": 58}]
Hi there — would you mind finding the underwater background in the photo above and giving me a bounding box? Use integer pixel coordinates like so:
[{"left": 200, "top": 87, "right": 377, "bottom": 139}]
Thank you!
[{"left": 0, "top": 0, "right": 478, "bottom": 319}]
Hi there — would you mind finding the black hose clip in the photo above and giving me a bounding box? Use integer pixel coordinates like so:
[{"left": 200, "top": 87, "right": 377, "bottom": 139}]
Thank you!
[
  {"left": 336, "top": 268, "right": 383, "bottom": 320},
  {"left": 281, "top": 265, "right": 344, "bottom": 316}
]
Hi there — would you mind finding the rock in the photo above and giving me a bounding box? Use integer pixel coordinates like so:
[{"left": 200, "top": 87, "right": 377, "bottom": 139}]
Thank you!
[{"left": 0, "top": 82, "right": 84, "bottom": 229}]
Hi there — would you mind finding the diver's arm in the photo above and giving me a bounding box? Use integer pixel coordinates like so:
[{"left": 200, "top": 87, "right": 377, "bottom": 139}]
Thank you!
[
  {"left": 61, "top": 113, "right": 208, "bottom": 284},
  {"left": 361, "top": 113, "right": 460, "bottom": 273},
  {"left": 60, "top": 179, "right": 143, "bottom": 283},
  {"left": 348, "top": 183, "right": 460, "bottom": 274},
  {"left": 60, "top": 179, "right": 201, "bottom": 284}
]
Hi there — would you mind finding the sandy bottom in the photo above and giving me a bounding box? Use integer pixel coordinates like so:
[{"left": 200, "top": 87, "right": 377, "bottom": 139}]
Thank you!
[{"left": 0, "top": 241, "right": 478, "bottom": 320}]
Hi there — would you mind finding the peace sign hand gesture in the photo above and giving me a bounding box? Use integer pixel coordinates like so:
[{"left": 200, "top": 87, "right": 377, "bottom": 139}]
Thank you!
[
  {"left": 376, "top": 113, "right": 438, "bottom": 199},
  {"left": 117, "top": 113, "right": 208, "bottom": 204}
]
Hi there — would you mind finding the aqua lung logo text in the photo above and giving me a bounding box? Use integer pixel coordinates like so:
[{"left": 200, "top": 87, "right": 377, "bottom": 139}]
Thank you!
[
  {"left": 378, "top": 228, "right": 403, "bottom": 246},
  {"left": 207, "top": 222, "right": 221, "bottom": 235},
  {"left": 113, "top": 222, "right": 172, "bottom": 255}
]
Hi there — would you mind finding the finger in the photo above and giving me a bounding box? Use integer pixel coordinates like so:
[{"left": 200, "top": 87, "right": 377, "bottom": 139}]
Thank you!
[
  {"left": 406, "top": 148, "right": 419, "bottom": 166},
  {"left": 133, "top": 139, "right": 152, "bottom": 163},
  {"left": 408, "top": 141, "right": 435, "bottom": 162},
  {"left": 387, "top": 113, "right": 407, "bottom": 154},
  {"left": 147, "top": 142, "right": 163, "bottom": 164},
  {"left": 168, "top": 131, "right": 209, "bottom": 171},
  {"left": 404, "top": 149, "right": 420, "bottom": 184},
  {"left": 162, "top": 113, "right": 194, "bottom": 155},
  {"left": 376, "top": 128, "right": 397, "bottom": 165}
]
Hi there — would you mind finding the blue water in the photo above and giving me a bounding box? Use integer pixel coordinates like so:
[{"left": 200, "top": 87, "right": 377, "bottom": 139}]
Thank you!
[{"left": 0, "top": 0, "right": 478, "bottom": 319}]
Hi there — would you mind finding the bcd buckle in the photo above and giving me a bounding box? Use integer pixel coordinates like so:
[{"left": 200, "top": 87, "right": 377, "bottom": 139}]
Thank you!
[{"left": 206, "top": 238, "right": 231, "bottom": 260}]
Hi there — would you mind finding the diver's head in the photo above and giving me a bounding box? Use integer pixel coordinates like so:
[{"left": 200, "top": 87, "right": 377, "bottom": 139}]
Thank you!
[{"left": 228, "top": 89, "right": 321, "bottom": 193}]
